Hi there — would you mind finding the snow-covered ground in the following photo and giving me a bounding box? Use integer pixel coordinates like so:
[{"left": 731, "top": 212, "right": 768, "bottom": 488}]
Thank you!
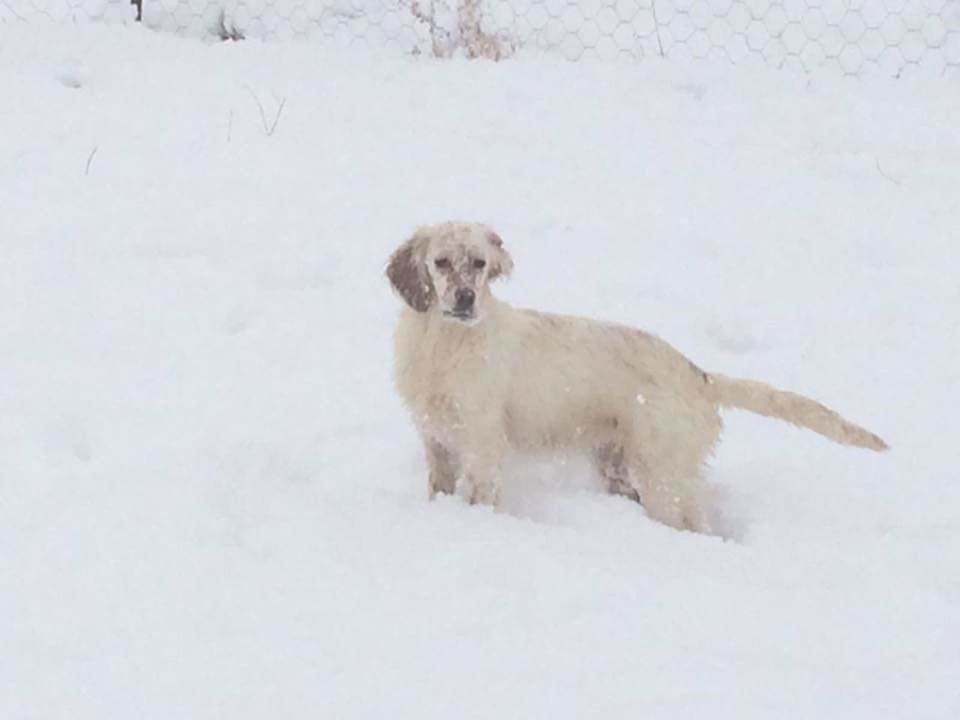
[{"left": 2, "top": 23, "right": 959, "bottom": 719}]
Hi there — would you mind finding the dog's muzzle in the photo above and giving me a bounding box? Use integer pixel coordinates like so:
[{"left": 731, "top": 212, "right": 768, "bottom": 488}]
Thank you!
[{"left": 445, "top": 289, "right": 476, "bottom": 321}]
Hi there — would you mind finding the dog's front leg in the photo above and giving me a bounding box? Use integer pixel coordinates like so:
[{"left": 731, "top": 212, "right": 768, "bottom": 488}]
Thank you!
[
  {"left": 424, "top": 438, "right": 458, "bottom": 498},
  {"left": 457, "top": 426, "right": 506, "bottom": 508}
]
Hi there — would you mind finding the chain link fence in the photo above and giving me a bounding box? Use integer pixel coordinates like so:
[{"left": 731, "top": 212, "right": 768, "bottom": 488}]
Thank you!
[{"left": 3, "top": 0, "right": 960, "bottom": 75}]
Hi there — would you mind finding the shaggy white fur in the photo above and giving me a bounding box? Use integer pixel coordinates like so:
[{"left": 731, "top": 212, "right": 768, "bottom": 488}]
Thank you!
[{"left": 387, "top": 222, "right": 887, "bottom": 533}]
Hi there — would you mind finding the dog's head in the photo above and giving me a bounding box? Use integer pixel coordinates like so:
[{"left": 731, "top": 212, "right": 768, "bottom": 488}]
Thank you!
[{"left": 386, "top": 222, "right": 513, "bottom": 324}]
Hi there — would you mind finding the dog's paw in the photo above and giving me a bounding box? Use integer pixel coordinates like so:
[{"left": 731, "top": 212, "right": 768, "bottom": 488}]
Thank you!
[{"left": 464, "top": 480, "right": 500, "bottom": 508}]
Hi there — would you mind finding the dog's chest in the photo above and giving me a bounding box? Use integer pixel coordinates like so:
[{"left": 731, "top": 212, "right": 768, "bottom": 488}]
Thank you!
[{"left": 394, "top": 315, "right": 502, "bottom": 432}]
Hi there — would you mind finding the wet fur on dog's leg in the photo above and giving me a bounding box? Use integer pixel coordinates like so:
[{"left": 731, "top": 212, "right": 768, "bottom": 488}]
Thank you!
[{"left": 425, "top": 439, "right": 458, "bottom": 498}]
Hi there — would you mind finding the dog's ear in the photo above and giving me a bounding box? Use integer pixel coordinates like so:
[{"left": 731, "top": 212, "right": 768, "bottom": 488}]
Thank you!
[
  {"left": 386, "top": 232, "right": 434, "bottom": 312},
  {"left": 486, "top": 230, "right": 513, "bottom": 281}
]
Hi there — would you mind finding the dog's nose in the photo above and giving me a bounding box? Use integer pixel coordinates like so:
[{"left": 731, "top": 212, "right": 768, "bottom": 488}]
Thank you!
[{"left": 454, "top": 288, "right": 475, "bottom": 310}]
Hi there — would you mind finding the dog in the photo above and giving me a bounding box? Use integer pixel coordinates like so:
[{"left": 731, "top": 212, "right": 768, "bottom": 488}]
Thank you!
[{"left": 386, "top": 221, "right": 887, "bottom": 533}]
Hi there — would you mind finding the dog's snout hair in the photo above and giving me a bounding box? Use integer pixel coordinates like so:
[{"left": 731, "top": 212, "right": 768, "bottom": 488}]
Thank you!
[{"left": 386, "top": 221, "right": 887, "bottom": 534}]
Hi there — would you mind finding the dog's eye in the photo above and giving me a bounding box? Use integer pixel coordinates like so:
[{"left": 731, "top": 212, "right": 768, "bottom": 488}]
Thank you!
[
  {"left": 472, "top": 258, "right": 486, "bottom": 270},
  {"left": 434, "top": 258, "right": 451, "bottom": 270}
]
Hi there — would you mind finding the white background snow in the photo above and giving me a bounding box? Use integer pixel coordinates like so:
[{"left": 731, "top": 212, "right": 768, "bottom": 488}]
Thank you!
[{"left": 2, "top": 22, "right": 959, "bottom": 719}]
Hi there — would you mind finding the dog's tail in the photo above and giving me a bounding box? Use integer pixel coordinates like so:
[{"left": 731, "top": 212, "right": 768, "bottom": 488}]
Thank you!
[{"left": 706, "top": 373, "right": 888, "bottom": 451}]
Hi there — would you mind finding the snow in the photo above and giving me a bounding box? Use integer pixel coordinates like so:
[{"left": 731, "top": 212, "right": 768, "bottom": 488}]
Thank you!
[{"left": 2, "top": 22, "right": 959, "bottom": 719}]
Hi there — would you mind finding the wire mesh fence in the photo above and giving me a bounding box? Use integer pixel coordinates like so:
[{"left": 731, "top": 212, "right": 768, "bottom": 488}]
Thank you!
[
  {"left": 3, "top": 0, "right": 960, "bottom": 75},
  {"left": 0, "top": 0, "right": 136, "bottom": 23}
]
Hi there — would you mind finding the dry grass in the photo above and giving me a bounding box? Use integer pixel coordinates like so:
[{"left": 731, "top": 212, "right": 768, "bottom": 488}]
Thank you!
[{"left": 408, "top": 0, "right": 516, "bottom": 61}]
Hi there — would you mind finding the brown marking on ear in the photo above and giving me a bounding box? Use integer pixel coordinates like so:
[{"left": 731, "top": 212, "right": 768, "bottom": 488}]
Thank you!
[
  {"left": 486, "top": 229, "right": 513, "bottom": 281},
  {"left": 386, "top": 234, "right": 434, "bottom": 312}
]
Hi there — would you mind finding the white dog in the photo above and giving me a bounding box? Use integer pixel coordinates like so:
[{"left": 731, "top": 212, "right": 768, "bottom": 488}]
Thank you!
[{"left": 386, "top": 221, "right": 887, "bottom": 533}]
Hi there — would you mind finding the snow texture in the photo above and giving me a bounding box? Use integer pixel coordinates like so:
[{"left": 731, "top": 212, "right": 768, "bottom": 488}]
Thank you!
[{"left": 1, "top": 23, "right": 959, "bottom": 720}]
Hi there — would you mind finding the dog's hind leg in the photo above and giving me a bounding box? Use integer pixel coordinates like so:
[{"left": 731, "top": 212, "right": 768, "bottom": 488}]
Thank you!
[
  {"left": 592, "top": 443, "right": 642, "bottom": 504},
  {"left": 624, "top": 405, "right": 721, "bottom": 533},
  {"left": 631, "top": 452, "right": 711, "bottom": 533}
]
